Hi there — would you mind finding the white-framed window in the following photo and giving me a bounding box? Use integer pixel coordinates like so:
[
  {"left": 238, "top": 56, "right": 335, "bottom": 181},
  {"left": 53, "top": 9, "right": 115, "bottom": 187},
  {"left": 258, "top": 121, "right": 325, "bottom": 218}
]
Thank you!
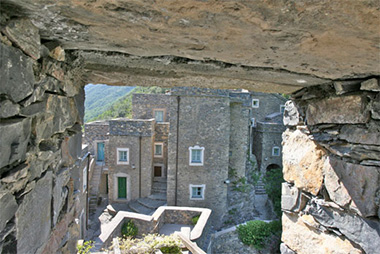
[
  {"left": 154, "top": 143, "right": 163, "bottom": 157},
  {"left": 280, "top": 105, "right": 285, "bottom": 114},
  {"left": 189, "top": 145, "right": 205, "bottom": 166},
  {"left": 272, "top": 146, "right": 280, "bottom": 156},
  {"left": 83, "top": 166, "right": 87, "bottom": 193},
  {"left": 154, "top": 109, "right": 165, "bottom": 122},
  {"left": 117, "top": 148, "right": 129, "bottom": 165},
  {"left": 189, "top": 184, "right": 205, "bottom": 200},
  {"left": 252, "top": 99, "right": 259, "bottom": 108},
  {"left": 251, "top": 118, "right": 256, "bottom": 127}
]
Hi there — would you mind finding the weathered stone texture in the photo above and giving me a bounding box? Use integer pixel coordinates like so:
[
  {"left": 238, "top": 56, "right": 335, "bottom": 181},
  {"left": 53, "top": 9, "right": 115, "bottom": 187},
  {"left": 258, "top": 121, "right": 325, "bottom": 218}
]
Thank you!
[
  {"left": 0, "top": 43, "right": 34, "bottom": 102},
  {"left": 282, "top": 213, "right": 362, "bottom": 254},
  {"left": 0, "top": 192, "right": 17, "bottom": 233},
  {"left": 16, "top": 171, "right": 52, "bottom": 254},
  {"left": 0, "top": 99, "right": 20, "bottom": 118},
  {"left": 281, "top": 79, "right": 380, "bottom": 254},
  {"left": 0, "top": 118, "right": 31, "bottom": 171},
  {"left": 2, "top": 18, "right": 41, "bottom": 60},
  {"left": 306, "top": 95, "right": 370, "bottom": 125},
  {"left": 282, "top": 128, "right": 324, "bottom": 195},
  {"left": 361, "top": 78, "right": 380, "bottom": 92}
]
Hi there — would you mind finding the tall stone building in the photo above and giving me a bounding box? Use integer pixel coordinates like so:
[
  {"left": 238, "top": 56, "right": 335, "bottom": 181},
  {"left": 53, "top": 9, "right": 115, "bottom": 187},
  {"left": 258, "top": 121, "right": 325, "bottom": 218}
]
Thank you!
[{"left": 84, "top": 87, "right": 286, "bottom": 226}]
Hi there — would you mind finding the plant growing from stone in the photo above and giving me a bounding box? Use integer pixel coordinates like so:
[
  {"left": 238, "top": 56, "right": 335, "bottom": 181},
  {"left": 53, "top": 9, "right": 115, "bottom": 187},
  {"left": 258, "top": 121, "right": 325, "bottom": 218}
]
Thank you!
[
  {"left": 121, "top": 220, "right": 138, "bottom": 238},
  {"left": 191, "top": 215, "right": 200, "bottom": 225}
]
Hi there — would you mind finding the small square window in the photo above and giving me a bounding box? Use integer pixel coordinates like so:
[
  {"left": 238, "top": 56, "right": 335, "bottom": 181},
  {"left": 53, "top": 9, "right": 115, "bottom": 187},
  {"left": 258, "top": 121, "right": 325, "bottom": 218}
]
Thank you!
[
  {"left": 272, "top": 147, "right": 280, "bottom": 156},
  {"left": 189, "top": 184, "right": 205, "bottom": 200},
  {"left": 154, "top": 110, "right": 164, "bottom": 122},
  {"left": 252, "top": 99, "right": 259, "bottom": 108},
  {"left": 117, "top": 148, "right": 129, "bottom": 164},
  {"left": 154, "top": 143, "right": 163, "bottom": 157},
  {"left": 280, "top": 105, "right": 285, "bottom": 114},
  {"left": 189, "top": 146, "right": 205, "bottom": 166}
]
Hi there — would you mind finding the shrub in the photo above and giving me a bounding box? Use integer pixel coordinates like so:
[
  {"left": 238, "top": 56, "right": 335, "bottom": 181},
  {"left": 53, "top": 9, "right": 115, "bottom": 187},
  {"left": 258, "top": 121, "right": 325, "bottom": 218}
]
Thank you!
[
  {"left": 117, "top": 234, "right": 182, "bottom": 254},
  {"left": 191, "top": 215, "right": 200, "bottom": 225},
  {"left": 237, "top": 220, "right": 281, "bottom": 250},
  {"left": 263, "top": 168, "right": 283, "bottom": 217},
  {"left": 76, "top": 240, "right": 94, "bottom": 254},
  {"left": 121, "top": 220, "right": 138, "bottom": 238}
]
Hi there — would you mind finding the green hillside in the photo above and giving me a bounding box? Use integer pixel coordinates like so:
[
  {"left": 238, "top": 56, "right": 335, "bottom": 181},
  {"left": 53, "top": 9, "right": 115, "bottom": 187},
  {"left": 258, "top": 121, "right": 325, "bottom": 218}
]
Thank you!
[
  {"left": 85, "top": 86, "right": 166, "bottom": 122},
  {"left": 84, "top": 84, "right": 135, "bottom": 122}
]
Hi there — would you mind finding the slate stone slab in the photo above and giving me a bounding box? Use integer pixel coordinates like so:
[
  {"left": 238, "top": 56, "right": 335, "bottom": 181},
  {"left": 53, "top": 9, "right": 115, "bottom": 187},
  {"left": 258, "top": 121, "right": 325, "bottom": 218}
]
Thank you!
[
  {"left": 3, "top": 18, "right": 41, "bottom": 60},
  {"left": 0, "top": 118, "right": 31, "bottom": 171},
  {"left": 16, "top": 171, "right": 52, "bottom": 254},
  {"left": 0, "top": 43, "right": 34, "bottom": 102},
  {"left": 0, "top": 192, "right": 17, "bottom": 232}
]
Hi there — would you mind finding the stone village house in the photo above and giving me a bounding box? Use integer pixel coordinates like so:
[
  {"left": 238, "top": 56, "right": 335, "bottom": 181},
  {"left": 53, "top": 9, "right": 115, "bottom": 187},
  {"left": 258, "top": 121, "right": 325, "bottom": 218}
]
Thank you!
[{"left": 84, "top": 87, "right": 286, "bottom": 227}]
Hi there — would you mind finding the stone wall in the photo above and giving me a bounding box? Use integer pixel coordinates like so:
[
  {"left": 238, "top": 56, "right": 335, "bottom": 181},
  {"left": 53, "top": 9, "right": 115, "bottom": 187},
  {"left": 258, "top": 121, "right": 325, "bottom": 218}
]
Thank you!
[
  {"left": 153, "top": 123, "right": 169, "bottom": 177},
  {"left": 167, "top": 89, "right": 230, "bottom": 228},
  {"left": 83, "top": 121, "right": 109, "bottom": 156},
  {"left": 250, "top": 92, "right": 287, "bottom": 122},
  {"left": 281, "top": 78, "right": 380, "bottom": 254},
  {"left": 0, "top": 17, "right": 86, "bottom": 254},
  {"left": 253, "top": 122, "right": 285, "bottom": 172},
  {"left": 132, "top": 93, "right": 172, "bottom": 122}
]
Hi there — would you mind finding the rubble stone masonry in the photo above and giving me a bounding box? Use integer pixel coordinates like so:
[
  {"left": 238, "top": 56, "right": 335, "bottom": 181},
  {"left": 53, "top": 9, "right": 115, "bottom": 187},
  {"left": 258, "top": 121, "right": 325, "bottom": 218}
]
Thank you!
[{"left": 281, "top": 78, "right": 380, "bottom": 254}]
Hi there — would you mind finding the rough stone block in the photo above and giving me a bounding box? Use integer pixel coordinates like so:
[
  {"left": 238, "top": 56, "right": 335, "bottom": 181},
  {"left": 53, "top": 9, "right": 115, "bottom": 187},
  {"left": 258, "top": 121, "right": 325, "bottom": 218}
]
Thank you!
[
  {"left": 281, "top": 183, "right": 307, "bottom": 212},
  {"left": 0, "top": 43, "right": 34, "bottom": 102},
  {"left": 283, "top": 100, "right": 300, "bottom": 126},
  {"left": 282, "top": 212, "right": 362, "bottom": 254},
  {"left": 0, "top": 192, "right": 17, "bottom": 233},
  {"left": 49, "top": 46, "right": 65, "bottom": 62},
  {"left": 371, "top": 94, "right": 380, "bottom": 120},
  {"left": 333, "top": 81, "right": 361, "bottom": 95},
  {"left": 0, "top": 99, "right": 20, "bottom": 118},
  {"left": 35, "top": 94, "right": 80, "bottom": 142},
  {"left": 306, "top": 95, "right": 369, "bottom": 125},
  {"left": 328, "top": 157, "right": 380, "bottom": 217},
  {"left": 2, "top": 18, "right": 41, "bottom": 60},
  {"left": 360, "top": 78, "right": 380, "bottom": 91},
  {"left": 53, "top": 168, "right": 70, "bottom": 225},
  {"left": 0, "top": 163, "right": 29, "bottom": 194},
  {"left": 282, "top": 129, "right": 324, "bottom": 195},
  {"left": 306, "top": 201, "right": 380, "bottom": 254},
  {"left": 16, "top": 171, "right": 52, "bottom": 254},
  {"left": 280, "top": 243, "right": 295, "bottom": 254},
  {"left": 339, "top": 125, "right": 380, "bottom": 146},
  {"left": 0, "top": 118, "right": 31, "bottom": 170}
]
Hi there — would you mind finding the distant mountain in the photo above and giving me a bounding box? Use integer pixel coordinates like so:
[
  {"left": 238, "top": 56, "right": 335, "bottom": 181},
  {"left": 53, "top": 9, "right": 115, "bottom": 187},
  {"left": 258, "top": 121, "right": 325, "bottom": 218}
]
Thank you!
[
  {"left": 85, "top": 85, "right": 166, "bottom": 122},
  {"left": 84, "top": 84, "right": 135, "bottom": 122}
]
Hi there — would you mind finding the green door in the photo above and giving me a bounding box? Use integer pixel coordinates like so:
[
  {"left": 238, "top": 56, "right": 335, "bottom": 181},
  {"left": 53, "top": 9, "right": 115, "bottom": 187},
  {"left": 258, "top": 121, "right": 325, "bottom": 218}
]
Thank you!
[
  {"left": 118, "top": 177, "right": 127, "bottom": 199},
  {"left": 97, "top": 142, "right": 105, "bottom": 161}
]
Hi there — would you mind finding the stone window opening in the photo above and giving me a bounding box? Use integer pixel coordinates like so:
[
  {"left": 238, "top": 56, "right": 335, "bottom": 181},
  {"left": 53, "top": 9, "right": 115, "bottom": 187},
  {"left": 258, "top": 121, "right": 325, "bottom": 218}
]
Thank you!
[
  {"left": 154, "top": 143, "right": 163, "bottom": 158},
  {"left": 189, "top": 184, "right": 205, "bottom": 200},
  {"left": 117, "top": 148, "right": 129, "bottom": 164},
  {"left": 272, "top": 146, "right": 280, "bottom": 156},
  {"left": 189, "top": 145, "right": 205, "bottom": 166},
  {"left": 252, "top": 99, "right": 259, "bottom": 108},
  {"left": 153, "top": 109, "right": 165, "bottom": 122}
]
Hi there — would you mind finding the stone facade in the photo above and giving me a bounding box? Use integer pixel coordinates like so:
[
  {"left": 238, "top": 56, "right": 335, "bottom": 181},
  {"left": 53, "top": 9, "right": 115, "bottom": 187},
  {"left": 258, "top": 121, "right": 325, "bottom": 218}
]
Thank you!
[
  {"left": 107, "top": 119, "right": 155, "bottom": 203},
  {"left": 251, "top": 92, "right": 287, "bottom": 172},
  {"left": 0, "top": 17, "right": 88, "bottom": 254},
  {"left": 83, "top": 120, "right": 109, "bottom": 161},
  {"left": 281, "top": 78, "right": 380, "bottom": 254}
]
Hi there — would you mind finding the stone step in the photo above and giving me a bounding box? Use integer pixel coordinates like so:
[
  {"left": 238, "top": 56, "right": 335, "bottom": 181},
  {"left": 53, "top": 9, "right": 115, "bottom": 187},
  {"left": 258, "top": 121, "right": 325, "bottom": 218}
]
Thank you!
[
  {"left": 148, "top": 193, "right": 167, "bottom": 201},
  {"left": 137, "top": 197, "right": 166, "bottom": 209},
  {"left": 152, "top": 189, "right": 167, "bottom": 194},
  {"left": 128, "top": 200, "right": 154, "bottom": 215},
  {"left": 153, "top": 177, "right": 167, "bottom": 183},
  {"left": 152, "top": 181, "right": 167, "bottom": 189}
]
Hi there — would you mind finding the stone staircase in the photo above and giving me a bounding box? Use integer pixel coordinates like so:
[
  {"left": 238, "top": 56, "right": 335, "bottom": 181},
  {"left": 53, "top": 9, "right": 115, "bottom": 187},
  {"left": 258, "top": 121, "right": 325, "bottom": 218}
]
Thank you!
[
  {"left": 254, "top": 180, "right": 267, "bottom": 195},
  {"left": 126, "top": 178, "right": 167, "bottom": 215},
  {"left": 89, "top": 163, "right": 103, "bottom": 214}
]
